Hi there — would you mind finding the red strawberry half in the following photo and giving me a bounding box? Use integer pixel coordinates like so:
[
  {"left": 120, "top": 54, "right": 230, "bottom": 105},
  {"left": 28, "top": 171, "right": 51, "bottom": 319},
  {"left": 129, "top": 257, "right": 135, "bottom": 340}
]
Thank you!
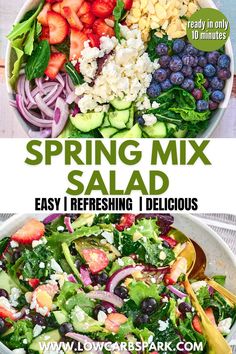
[
  {"left": 61, "top": 6, "right": 83, "bottom": 30},
  {"left": 48, "top": 11, "right": 69, "bottom": 44},
  {"left": 87, "top": 33, "right": 100, "bottom": 47},
  {"left": 70, "top": 29, "right": 88, "bottom": 60},
  {"left": 37, "top": 3, "right": 51, "bottom": 26},
  {"left": 45, "top": 53, "right": 67, "bottom": 79},
  {"left": 91, "top": 0, "right": 114, "bottom": 18},
  {"left": 80, "top": 12, "right": 96, "bottom": 26},
  {"left": 77, "top": 1, "right": 91, "bottom": 16},
  {"left": 29, "top": 278, "right": 40, "bottom": 289},
  {"left": 115, "top": 214, "right": 136, "bottom": 231},
  {"left": 0, "top": 306, "right": 16, "bottom": 320},
  {"left": 93, "top": 18, "right": 115, "bottom": 37},
  {"left": 11, "top": 219, "right": 45, "bottom": 244},
  {"left": 60, "top": 0, "right": 84, "bottom": 12},
  {"left": 81, "top": 248, "right": 109, "bottom": 273}
]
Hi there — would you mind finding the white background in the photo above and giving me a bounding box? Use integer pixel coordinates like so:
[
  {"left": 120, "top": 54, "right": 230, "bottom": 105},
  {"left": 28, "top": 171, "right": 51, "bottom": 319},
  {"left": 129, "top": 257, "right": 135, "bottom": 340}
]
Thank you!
[{"left": 0, "top": 138, "right": 235, "bottom": 213}]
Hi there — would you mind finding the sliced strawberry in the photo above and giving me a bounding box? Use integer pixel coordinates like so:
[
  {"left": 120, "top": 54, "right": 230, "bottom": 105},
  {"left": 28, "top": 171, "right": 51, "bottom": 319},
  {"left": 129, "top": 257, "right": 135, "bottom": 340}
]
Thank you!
[
  {"left": 46, "top": 0, "right": 62, "bottom": 3},
  {"left": 37, "top": 3, "right": 51, "bottom": 26},
  {"left": 164, "top": 257, "right": 187, "bottom": 285},
  {"left": 61, "top": 6, "right": 83, "bottom": 30},
  {"left": 40, "top": 26, "right": 50, "bottom": 41},
  {"left": 60, "top": 0, "right": 84, "bottom": 12},
  {"left": 87, "top": 33, "right": 100, "bottom": 47},
  {"left": 0, "top": 306, "right": 15, "bottom": 320},
  {"left": 70, "top": 29, "right": 88, "bottom": 60},
  {"left": 160, "top": 235, "right": 177, "bottom": 248},
  {"left": 48, "top": 11, "right": 69, "bottom": 44},
  {"left": 29, "top": 278, "right": 40, "bottom": 289},
  {"left": 80, "top": 12, "right": 96, "bottom": 26},
  {"left": 77, "top": 1, "right": 91, "bottom": 16},
  {"left": 123, "top": 0, "right": 133, "bottom": 10},
  {"left": 52, "top": 2, "right": 61, "bottom": 13},
  {"left": 91, "top": 0, "right": 114, "bottom": 18},
  {"left": 105, "top": 313, "right": 127, "bottom": 333},
  {"left": 11, "top": 219, "right": 45, "bottom": 244},
  {"left": 45, "top": 53, "right": 67, "bottom": 79},
  {"left": 75, "top": 62, "right": 81, "bottom": 73},
  {"left": 115, "top": 214, "right": 136, "bottom": 231},
  {"left": 93, "top": 18, "right": 115, "bottom": 37},
  {"left": 81, "top": 248, "right": 109, "bottom": 273},
  {"left": 192, "top": 308, "right": 216, "bottom": 334}
]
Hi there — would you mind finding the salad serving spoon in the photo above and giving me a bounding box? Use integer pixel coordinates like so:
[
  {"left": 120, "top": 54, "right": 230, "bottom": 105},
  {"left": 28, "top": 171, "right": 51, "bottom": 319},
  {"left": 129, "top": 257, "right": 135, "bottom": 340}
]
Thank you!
[
  {"left": 170, "top": 229, "right": 232, "bottom": 354},
  {"left": 190, "top": 239, "right": 236, "bottom": 306}
]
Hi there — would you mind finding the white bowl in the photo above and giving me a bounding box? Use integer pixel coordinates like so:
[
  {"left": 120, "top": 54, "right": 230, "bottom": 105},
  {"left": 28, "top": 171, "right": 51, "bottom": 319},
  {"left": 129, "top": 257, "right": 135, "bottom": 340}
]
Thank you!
[
  {"left": 0, "top": 213, "right": 235, "bottom": 353},
  {"left": 5, "top": 0, "right": 234, "bottom": 138}
]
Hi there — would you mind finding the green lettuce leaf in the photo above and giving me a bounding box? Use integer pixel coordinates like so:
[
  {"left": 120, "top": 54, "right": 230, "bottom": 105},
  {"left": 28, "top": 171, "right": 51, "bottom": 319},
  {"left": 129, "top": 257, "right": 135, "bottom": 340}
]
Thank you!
[
  {"left": 170, "top": 107, "right": 211, "bottom": 122},
  {"left": 57, "top": 281, "right": 81, "bottom": 311},
  {"left": 9, "top": 36, "right": 25, "bottom": 88},
  {"left": 128, "top": 281, "right": 161, "bottom": 305},
  {"left": 109, "top": 256, "right": 135, "bottom": 275}
]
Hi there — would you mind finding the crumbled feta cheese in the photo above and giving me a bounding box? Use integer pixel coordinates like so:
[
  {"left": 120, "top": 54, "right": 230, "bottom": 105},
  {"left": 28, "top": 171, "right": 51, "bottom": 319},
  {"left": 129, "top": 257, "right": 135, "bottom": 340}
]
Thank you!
[
  {"left": 148, "top": 335, "right": 154, "bottom": 344},
  {"left": 117, "top": 258, "right": 124, "bottom": 266},
  {"left": 50, "top": 259, "right": 63, "bottom": 273},
  {"left": 143, "top": 113, "right": 157, "bottom": 126},
  {"left": 57, "top": 226, "right": 64, "bottom": 232},
  {"left": 0, "top": 261, "right": 2, "bottom": 266},
  {"left": 10, "top": 240, "right": 19, "bottom": 248},
  {"left": 48, "top": 272, "right": 68, "bottom": 288},
  {"left": 158, "top": 320, "right": 169, "bottom": 331},
  {"left": 150, "top": 277, "right": 156, "bottom": 284},
  {"left": 191, "top": 281, "right": 207, "bottom": 293},
  {"left": 159, "top": 251, "right": 166, "bottom": 261},
  {"left": 32, "top": 237, "right": 47, "bottom": 248},
  {"left": 12, "top": 349, "right": 26, "bottom": 354},
  {"left": 33, "top": 324, "right": 43, "bottom": 338},
  {"left": 22, "top": 339, "right": 28, "bottom": 345},
  {"left": 101, "top": 231, "right": 114, "bottom": 244},
  {"left": 162, "top": 296, "right": 169, "bottom": 303},
  {"left": 97, "top": 310, "right": 107, "bottom": 324},
  {"left": 0, "top": 296, "right": 15, "bottom": 311},
  {"left": 218, "top": 318, "right": 232, "bottom": 335},
  {"left": 152, "top": 101, "right": 160, "bottom": 109},
  {"left": 39, "top": 262, "right": 45, "bottom": 269},
  {"left": 9, "top": 287, "right": 21, "bottom": 307}
]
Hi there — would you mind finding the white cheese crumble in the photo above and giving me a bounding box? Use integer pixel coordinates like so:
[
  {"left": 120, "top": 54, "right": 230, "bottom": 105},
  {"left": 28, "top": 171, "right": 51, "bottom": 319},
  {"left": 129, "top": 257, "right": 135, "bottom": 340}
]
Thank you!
[
  {"left": 50, "top": 259, "right": 63, "bottom": 273},
  {"left": 33, "top": 324, "right": 43, "bottom": 337},
  {"left": 10, "top": 240, "right": 19, "bottom": 248},
  {"left": 143, "top": 113, "right": 157, "bottom": 126},
  {"left": 159, "top": 251, "right": 167, "bottom": 261},
  {"left": 117, "top": 258, "right": 125, "bottom": 266},
  {"left": 97, "top": 310, "right": 107, "bottom": 324},
  {"left": 9, "top": 287, "right": 21, "bottom": 307},
  {"left": 32, "top": 237, "right": 47, "bottom": 248},
  {"left": 12, "top": 349, "right": 26, "bottom": 354},
  {"left": 101, "top": 231, "right": 114, "bottom": 244},
  {"left": 191, "top": 281, "right": 207, "bottom": 293},
  {"left": 0, "top": 296, "right": 15, "bottom": 311},
  {"left": 218, "top": 318, "right": 232, "bottom": 335},
  {"left": 158, "top": 319, "right": 169, "bottom": 331},
  {"left": 57, "top": 226, "right": 64, "bottom": 232},
  {"left": 22, "top": 339, "right": 28, "bottom": 345},
  {"left": 75, "top": 25, "right": 155, "bottom": 113},
  {"left": 39, "top": 262, "right": 45, "bottom": 269},
  {"left": 152, "top": 101, "right": 160, "bottom": 109}
]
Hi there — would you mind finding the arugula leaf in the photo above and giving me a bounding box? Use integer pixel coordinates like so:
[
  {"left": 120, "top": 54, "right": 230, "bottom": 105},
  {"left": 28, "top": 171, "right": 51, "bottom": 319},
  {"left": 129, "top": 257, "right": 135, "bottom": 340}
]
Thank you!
[
  {"left": 128, "top": 281, "right": 161, "bottom": 305},
  {"left": 62, "top": 242, "right": 81, "bottom": 281},
  {"left": 2, "top": 320, "right": 33, "bottom": 349},
  {"left": 9, "top": 36, "right": 25, "bottom": 88},
  {"left": 139, "top": 239, "right": 175, "bottom": 266},
  {"left": 113, "top": 0, "right": 125, "bottom": 41},
  {"left": 25, "top": 40, "right": 50, "bottom": 80},
  {"left": 178, "top": 318, "right": 206, "bottom": 353}
]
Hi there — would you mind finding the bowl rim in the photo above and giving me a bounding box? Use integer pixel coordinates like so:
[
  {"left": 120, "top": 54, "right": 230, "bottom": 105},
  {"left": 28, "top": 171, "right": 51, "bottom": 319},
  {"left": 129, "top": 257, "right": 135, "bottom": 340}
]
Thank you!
[
  {"left": 4, "top": 0, "right": 235, "bottom": 138},
  {"left": 0, "top": 213, "right": 235, "bottom": 353}
]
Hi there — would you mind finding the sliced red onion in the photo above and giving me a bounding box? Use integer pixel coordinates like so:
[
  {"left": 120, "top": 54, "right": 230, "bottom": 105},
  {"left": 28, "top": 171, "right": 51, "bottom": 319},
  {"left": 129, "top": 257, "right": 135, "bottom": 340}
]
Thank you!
[
  {"left": 9, "top": 98, "right": 17, "bottom": 108},
  {"left": 80, "top": 265, "right": 92, "bottom": 286},
  {"left": 86, "top": 290, "right": 123, "bottom": 308},
  {"left": 56, "top": 73, "right": 65, "bottom": 88},
  {"left": 167, "top": 285, "right": 186, "bottom": 298},
  {"left": 105, "top": 265, "right": 144, "bottom": 293},
  {"left": 51, "top": 97, "right": 69, "bottom": 138},
  {"left": 25, "top": 80, "right": 36, "bottom": 105},
  {"left": 144, "top": 265, "right": 169, "bottom": 273},
  {"left": 28, "top": 128, "right": 52, "bottom": 138},
  {"left": 67, "top": 274, "right": 77, "bottom": 283},
  {"left": 64, "top": 216, "right": 74, "bottom": 233},
  {"left": 36, "top": 78, "right": 46, "bottom": 94},
  {"left": 101, "top": 301, "right": 116, "bottom": 313},
  {"left": 66, "top": 333, "right": 103, "bottom": 354},
  {"left": 43, "top": 213, "right": 62, "bottom": 224},
  {"left": 208, "top": 285, "right": 214, "bottom": 296},
  {"left": 35, "top": 93, "right": 54, "bottom": 118}
]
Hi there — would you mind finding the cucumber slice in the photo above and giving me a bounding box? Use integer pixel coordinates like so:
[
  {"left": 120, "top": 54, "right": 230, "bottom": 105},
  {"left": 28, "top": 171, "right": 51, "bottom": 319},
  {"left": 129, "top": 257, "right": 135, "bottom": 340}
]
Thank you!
[
  {"left": 101, "top": 113, "right": 110, "bottom": 128},
  {"left": 29, "top": 330, "right": 61, "bottom": 353},
  {"left": 53, "top": 311, "right": 68, "bottom": 325},
  {"left": 126, "top": 104, "right": 134, "bottom": 129},
  {"left": 70, "top": 112, "right": 104, "bottom": 132},
  {"left": 100, "top": 127, "right": 118, "bottom": 138},
  {"left": 110, "top": 98, "right": 132, "bottom": 110},
  {"left": 112, "top": 124, "right": 142, "bottom": 138},
  {"left": 108, "top": 110, "right": 130, "bottom": 129},
  {"left": 167, "top": 123, "right": 187, "bottom": 138},
  {"left": 0, "top": 271, "right": 18, "bottom": 293},
  {"left": 112, "top": 130, "right": 129, "bottom": 138},
  {"left": 142, "top": 122, "right": 167, "bottom": 138}
]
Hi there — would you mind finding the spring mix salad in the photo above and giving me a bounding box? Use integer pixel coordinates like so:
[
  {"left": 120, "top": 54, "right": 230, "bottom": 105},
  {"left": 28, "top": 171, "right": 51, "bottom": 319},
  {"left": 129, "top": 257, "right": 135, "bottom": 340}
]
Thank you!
[
  {"left": 0, "top": 214, "right": 235, "bottom": 354},
  {"left": 7, "top": 0, "right": 232, "bottom": 138}
]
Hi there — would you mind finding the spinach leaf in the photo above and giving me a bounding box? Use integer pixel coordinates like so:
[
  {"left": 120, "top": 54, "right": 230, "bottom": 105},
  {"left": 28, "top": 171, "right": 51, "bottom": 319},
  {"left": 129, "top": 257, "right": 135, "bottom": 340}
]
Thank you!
[
  {"left": 2, "top": 320, "right": 33, "bottom": 349},
  {"left": 25, "top": 40, "right": 50, "bottom": 80},
  {"left": 21, "top": 244, "right": 53, "bottom": 280},
  {"left": 128, "top": 281, "right": 161, "bottom": 305},
  {"left": 147, "top": 31, "right": 173, "bottom": 61},
  {"left": 113, "top": 0, "right": 125, "bottom": 41},
  {"left": 65, "top": 62, "right": 84, "bottom": 85}
]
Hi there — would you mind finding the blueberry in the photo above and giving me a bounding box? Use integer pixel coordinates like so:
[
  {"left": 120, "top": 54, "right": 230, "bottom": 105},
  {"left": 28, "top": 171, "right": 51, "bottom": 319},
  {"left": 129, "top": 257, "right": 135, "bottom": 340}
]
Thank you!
[
  {"left": 181, "top": 78, "right": 195, "bottom": 92},
  {"left": 93, "top": 304, "right": 108, "bottom": 319},
  {"left": 114, "top": 286, "right": 128, "bottom": 299},
  {"left": 198, "top": 56, "right": 207, "bottom": 67},
  {"left": 192, "top": 56, "right": 199, "bottom": 67},
  {"left": 198, "top": 50, "right": 205, "bottom": 57},
  {"left": 30, "top": 313, "right": 47, "bottom": 326},
  {"left": 136, "top": 115, "right": 145, "bottom": 126},
  {"left": 170, "top": 72, "right": 184, "bottom": 85},
  {"left": 135, "top": 314, "right": 149, "bottom": 326},
  {"left": 97, "top": 272, "right": 108, "bottom": 285},
  {"left": 182, "top": 55, "right": 196, "bottom": 67},
  {"left": 156, "top": 43, "right": 168, "bottom": 56},
  {"left": 206, "top": 51, "right": 220, "bottom": 65},
  {"left": 0, "top": 318, "right": 6, "bottom": 334},
  {"left": 159, "top": 55, "right": 171, "bottom": 68},
  {"left": 185, "top": 44, "right": 198, "bottom": 56},
  {"left": 204, "top": 64, "right": 216, "bottom": 77},
  {"left": 74, "top": 259, "right": 82, "bottom": 270},
  {"left": 182, "top": 65, "right": 193, "bottom": 77},
  {"left": 210, "top": 77, "right": 224, "bottom": 90},
  {"left": 160, "top": 79, "right": 173, "bottom": 91},
  {"left": 209, "top": 100, "right": 219, "bottom": 111},
  {"left": 59, "top": 322, "right": 74, "bottom": 336},
  {"left": 0, "top": 289, "right": 9, "bottom": 299},
  {"left": 178, "top": 302, "right": 192, "bottom": 314},
  {"left": 196, "top": 100, "right": 209, "bottom": 112},
  {"left": 193, "top": 66, "right": 203, "bottom": 74},
  {"left": 12, "top": 250, "right": 21, "bottom": 263},
  {"left": 153, "top": 68, "right": 167, "bottom": 83},
  {"left": 173, "top": 39, "right": 186, "bottom": 53},
  {"left": 218, "top": 54, "right": 231, "bottom": 69},
  {"left": 217, "top": 68, "right": 231, "bottom": 80},
  {"left": 147, "top": 81, "right": 161, "bottom": 98},
  {"left": 211, "top": 90, "right": 225, "bottom": 103},
  {"left": 169, "top": 55, "right": 183, "bottom": 72},
  {"left": 141, "top": 297, "right": 157, "bottom": 314},
  {"left": 192, "top": 88, "right": 203, "bottom": 100}
]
